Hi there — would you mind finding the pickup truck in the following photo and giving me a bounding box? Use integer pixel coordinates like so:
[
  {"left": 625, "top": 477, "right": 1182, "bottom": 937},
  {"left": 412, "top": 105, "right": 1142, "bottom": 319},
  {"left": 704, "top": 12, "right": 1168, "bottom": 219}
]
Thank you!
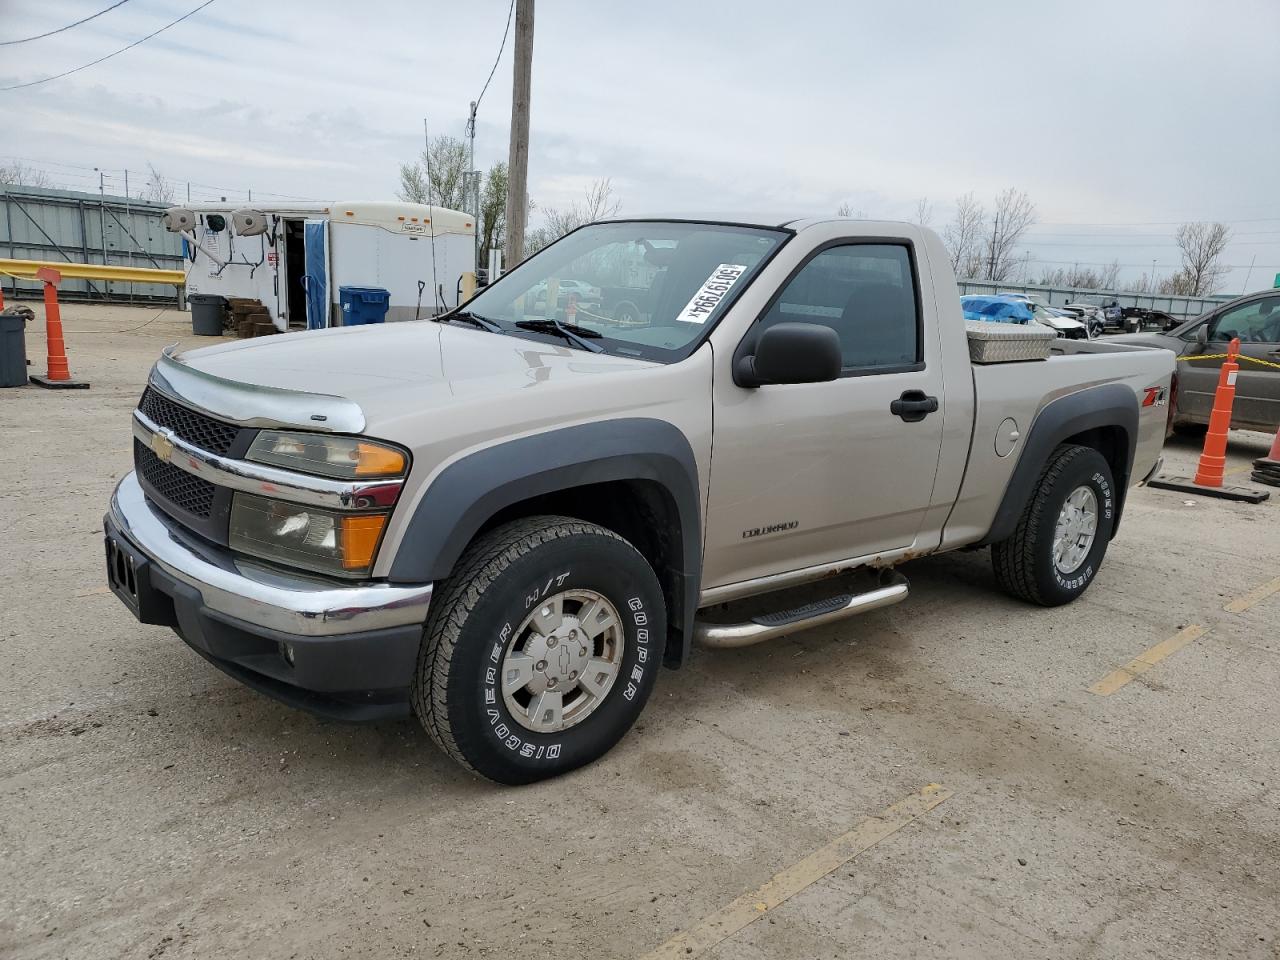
[{"left": 104, "top": 216, "right": 1175, "bottom": 784}]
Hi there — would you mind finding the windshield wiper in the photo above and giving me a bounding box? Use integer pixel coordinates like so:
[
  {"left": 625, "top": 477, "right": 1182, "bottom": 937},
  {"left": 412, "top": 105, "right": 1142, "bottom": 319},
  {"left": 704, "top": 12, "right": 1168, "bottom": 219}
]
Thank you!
[
  {"left": 440, "top": 310, "right": 503, "bottom": 333},
  {"left": 514, "top": 318, "right": 605, "bottom": 353}
]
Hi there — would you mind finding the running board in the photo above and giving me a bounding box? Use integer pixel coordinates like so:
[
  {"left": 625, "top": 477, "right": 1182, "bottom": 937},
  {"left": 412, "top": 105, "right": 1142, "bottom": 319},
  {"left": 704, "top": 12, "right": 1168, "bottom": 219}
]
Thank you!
[{"left": 694, "top": 571, "right": 909, "bottom": 649}]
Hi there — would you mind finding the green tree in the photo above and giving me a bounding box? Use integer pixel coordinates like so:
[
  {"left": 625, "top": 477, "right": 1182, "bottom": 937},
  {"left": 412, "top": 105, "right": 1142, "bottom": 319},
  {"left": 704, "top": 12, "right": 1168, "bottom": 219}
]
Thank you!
[
  {"left": 478, "top": 162, "right": 507, "bottom": 268},
  {"left": 398, "top": 136, "right": 469, "bottom": 210}
]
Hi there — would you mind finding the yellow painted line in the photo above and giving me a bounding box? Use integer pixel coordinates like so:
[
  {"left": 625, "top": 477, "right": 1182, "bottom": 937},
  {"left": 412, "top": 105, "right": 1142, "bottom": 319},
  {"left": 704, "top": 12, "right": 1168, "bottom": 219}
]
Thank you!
[
  {"left": 1224, "top": 575, "right": 1280, "bottom": 614},
  {"left": 638, "top": 784, "right": 951, "bottom": 959},
  {"left": 1223, "top": 464, "right": 1252, "bottom": 477},
  {"left": 1089, "top": 625, "right": 1208, "bottom": 696}
]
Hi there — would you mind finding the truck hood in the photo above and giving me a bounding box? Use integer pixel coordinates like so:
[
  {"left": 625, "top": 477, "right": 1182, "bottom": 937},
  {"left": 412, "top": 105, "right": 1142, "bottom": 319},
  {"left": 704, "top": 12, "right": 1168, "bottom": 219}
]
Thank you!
[{"left": 173, "top": 321, "right": 658, "bottom": 435}]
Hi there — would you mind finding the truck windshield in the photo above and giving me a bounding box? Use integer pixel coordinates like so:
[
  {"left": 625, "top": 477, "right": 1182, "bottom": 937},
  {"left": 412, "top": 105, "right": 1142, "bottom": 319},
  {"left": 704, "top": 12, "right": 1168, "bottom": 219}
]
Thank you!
[{"left": 458, "top": 221, "right": 787, "bottom": 361}]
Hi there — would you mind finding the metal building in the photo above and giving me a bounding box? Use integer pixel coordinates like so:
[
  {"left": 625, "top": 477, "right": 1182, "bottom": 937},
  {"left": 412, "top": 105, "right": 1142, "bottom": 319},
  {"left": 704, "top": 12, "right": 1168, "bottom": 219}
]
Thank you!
[{"left": 1, "top": 184, "right": 183, "bottom": 302}]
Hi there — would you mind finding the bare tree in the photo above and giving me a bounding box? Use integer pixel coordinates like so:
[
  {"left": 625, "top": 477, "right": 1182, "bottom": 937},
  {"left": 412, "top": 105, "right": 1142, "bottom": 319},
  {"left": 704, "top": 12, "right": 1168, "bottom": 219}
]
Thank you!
[
  {"left": 0, "top": 161, "right": 53, "bottom": 188},
  {"left": 398, "top": 136, "right": 470, "bottom": 210},
  {"left": 1098, "top": 258, "right": 1121, "bottom": 290},
  {"left": 1037, "top": 259, "right": 1121, "bottom": 291},
  {"left": 1158, "top": 269, "right": 1197, "bottom": 296},
  {"left": 981, "top": 188, "right": 1036, "bottom": 282},
  {"left": 525, "top": 178, "right": 621, "bottom": 255},
  {"left": 836, "top": 201, "right": 867, "bottom": 218},
  {"left": 942, "top": 192, "right": 985, "bottom": 278},
  {"left": 1173, "top": 221, "right": 1231, "bottom": 296},
  {"left": 913, "top": 196, "right": 935, "bottom": 228},
  {"left": 139, "top": 162, "right": 175, "bottom": 204}
]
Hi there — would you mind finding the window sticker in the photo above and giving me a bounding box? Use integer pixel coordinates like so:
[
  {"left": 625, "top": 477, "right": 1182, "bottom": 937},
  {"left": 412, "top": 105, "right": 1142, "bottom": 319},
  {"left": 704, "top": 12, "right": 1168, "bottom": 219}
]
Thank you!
[{"left": 674, "top": 263, "right": 749, "bottom": 324}]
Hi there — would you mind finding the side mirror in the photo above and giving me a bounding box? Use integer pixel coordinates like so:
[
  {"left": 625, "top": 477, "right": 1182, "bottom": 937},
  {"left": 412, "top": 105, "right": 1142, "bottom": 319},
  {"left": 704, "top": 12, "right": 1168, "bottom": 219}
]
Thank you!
[
  {"left": 736, "top": 322, "right": 842, "bottom": 388},
  {"left": 1192, "top": 323, "right": 1209, "bottom": 351}
]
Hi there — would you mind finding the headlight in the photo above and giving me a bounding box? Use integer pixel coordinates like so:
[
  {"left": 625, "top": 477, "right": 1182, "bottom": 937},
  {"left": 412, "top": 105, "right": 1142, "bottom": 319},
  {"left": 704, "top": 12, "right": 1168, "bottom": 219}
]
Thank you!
[
  {"left": 229, "top": 493, "right": 388, "bottom": 578},
  {"left": 246, "top": 431, "right": 407, "bottom": 479}
]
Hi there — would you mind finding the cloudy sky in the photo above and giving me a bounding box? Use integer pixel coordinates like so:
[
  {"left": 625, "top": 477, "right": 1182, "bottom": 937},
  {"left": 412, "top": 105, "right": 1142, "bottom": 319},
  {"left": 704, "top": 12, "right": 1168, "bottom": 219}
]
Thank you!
[{"left": 3, "top": 0, "right": 1279, "bottom": 291}]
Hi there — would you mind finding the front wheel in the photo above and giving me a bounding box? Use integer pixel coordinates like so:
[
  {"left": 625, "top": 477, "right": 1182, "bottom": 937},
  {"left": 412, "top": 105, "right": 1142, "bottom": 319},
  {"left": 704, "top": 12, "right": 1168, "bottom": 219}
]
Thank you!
[
  {"left": 413, "top": 516, "right": 664, "bottom": 784},
  {"left": 992, "top": 444, "right": 1116, "bottom": 606}
]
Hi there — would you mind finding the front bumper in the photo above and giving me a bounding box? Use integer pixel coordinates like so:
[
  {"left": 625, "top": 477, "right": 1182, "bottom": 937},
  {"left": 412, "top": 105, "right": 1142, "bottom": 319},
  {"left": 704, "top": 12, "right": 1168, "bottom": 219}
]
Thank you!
[{"left": 105, "top": 472, "right": 433, "bottom": 720}]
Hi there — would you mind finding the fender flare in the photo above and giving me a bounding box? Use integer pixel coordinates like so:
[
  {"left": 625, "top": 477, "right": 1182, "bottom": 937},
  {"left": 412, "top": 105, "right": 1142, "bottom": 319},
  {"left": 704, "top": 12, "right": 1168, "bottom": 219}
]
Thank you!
[
  {"left": 387, "top": 418, "right": 702, "bottom": 665},
  {"left": 980, "top": 383, "right": 1139, "bottom": 546}
]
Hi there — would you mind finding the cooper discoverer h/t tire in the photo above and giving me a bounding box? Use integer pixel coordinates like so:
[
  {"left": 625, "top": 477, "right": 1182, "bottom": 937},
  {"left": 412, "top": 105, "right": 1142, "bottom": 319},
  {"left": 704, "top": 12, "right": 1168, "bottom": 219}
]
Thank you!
[
  {"left": 413, "top": 515, "right": 664, "bottom": 784},
  {"left": 992, "top": 444, "right": 1116, "bottom": 607}
]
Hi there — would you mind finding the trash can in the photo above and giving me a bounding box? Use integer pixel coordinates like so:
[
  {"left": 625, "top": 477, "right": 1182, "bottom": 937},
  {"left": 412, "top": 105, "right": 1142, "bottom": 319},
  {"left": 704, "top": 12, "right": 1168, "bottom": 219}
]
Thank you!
[
  {"left": 189, "top": 294, "right": 228, "bottom": 336},
  {"left": 339, "top": 286, "right": 391, "bottom": 326},
  {"left": 0, "top": 311, "right": 28, "bottom": 387}
]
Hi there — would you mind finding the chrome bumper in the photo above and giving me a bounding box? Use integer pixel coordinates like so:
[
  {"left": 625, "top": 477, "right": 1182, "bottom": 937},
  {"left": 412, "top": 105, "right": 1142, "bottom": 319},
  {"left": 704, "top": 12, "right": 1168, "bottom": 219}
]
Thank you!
[{"left": 108, "top": 472, "right": 432, "bottom": 637}]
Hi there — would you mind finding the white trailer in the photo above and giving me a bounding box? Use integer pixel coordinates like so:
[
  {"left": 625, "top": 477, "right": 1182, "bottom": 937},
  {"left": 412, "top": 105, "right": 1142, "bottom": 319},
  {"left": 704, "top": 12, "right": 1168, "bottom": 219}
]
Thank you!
[{"left": 162, "top": 201, "right": 475, "bottom": 331}]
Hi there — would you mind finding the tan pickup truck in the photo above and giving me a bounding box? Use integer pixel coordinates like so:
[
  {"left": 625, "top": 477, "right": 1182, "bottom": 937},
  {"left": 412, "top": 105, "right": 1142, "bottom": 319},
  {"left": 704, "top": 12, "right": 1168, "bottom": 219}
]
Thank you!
[{"left": 105, "top": 217, "right": 1175, "bottom": 783}]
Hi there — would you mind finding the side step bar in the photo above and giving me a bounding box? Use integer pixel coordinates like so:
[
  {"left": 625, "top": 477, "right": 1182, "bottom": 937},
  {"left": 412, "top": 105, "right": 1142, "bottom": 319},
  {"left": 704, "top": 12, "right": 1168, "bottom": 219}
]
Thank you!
[{"left": 694, "top": 571, "right": 909, "bottom": 649}]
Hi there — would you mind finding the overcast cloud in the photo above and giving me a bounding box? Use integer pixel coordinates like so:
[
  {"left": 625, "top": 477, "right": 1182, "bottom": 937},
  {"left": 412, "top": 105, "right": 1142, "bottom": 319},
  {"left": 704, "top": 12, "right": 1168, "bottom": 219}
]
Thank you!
[{"left": 2, "top": 0, "right": 1279, "bottom": 290}]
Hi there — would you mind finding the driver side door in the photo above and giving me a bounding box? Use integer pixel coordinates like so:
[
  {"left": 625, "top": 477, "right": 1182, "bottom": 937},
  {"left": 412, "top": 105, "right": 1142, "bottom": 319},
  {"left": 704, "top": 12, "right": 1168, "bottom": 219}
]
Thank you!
[{"left": 1180, "top": 295, "right": 1280, "bottom": 429}]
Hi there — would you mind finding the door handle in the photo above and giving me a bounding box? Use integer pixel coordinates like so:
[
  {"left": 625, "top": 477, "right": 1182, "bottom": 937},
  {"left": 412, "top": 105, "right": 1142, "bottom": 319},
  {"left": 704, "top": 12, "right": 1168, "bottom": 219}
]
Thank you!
[{"left": 890, "top": 390, "right": 939, "bottom": 422}]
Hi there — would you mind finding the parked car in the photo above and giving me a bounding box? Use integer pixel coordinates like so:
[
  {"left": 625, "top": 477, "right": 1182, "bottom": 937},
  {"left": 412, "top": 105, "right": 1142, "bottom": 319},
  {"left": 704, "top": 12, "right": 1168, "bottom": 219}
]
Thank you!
[
  {"left": 1112, "top": 289, "right": 1280, "bottom": 433},
  {"left": 975, "top": 294, "right": 1091, "bottom": 339},
  {"left": 961, "top": 294, "right": 1034, "bottom": 324},
  {"left": 1063, "top": 302, "right": 1108, "bottom": 337},
  {"left": 1121, "top": 306, "right": 1180, "bottom": 332},
  {"left": 105, "top": 217, "right": 1173, "bottom": 783}
]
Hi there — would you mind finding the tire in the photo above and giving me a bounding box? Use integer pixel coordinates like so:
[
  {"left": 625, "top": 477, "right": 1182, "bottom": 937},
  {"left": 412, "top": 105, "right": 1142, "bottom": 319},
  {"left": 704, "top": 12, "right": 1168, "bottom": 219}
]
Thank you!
[
  {"left": 613, "top": 300, "right": 642, "bottom": 324},
  {"left": 992, "top": 444, "right": 1116, "bottom": 606},
  {"left": 413, "top": 515, "right": 664, "bottom": 784}
]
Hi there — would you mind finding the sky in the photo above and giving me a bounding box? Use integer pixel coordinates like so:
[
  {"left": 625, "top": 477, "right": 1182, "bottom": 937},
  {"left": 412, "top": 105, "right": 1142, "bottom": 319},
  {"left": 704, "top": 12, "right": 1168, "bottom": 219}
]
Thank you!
[{"left": 2, "top": 0, "right": 1279, "bottom": 293}]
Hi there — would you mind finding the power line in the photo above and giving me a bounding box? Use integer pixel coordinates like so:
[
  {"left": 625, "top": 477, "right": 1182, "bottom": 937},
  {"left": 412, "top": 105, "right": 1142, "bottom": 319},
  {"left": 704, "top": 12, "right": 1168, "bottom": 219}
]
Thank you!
[
  {"left": 0, "top": 0, "right": 217, "bottom": 92},
  {"left": 1035, "top": 216, "right": 1280, "bottom": 227},
  {"left": 1027, "top": 257, "right": 1280, "bottom": 270},
  {"left": 0, "top": 0, "right": 132, "bottom": 46},
  {"left": 473, "top": 0, "right": 516, "bottom": 112}
]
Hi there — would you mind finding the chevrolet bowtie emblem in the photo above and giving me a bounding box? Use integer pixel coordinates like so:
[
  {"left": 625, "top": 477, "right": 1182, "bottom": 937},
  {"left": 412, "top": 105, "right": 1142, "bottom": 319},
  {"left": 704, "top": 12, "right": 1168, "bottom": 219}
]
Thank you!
[{"left": 150, "top": 431, "right": 175, "bottom": 463}]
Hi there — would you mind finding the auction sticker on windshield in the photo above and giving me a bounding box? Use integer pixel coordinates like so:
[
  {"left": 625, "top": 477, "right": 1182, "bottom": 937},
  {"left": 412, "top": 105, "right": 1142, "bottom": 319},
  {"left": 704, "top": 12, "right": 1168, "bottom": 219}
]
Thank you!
[{"left": 675, "top": 264, "right": 749, "bottom": 324}]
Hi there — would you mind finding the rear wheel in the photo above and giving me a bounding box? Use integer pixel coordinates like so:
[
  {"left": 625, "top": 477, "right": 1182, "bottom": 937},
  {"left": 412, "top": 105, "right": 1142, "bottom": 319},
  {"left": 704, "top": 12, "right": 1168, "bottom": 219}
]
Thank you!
[
  {"left": 413, "top": 516, "right": 664, "bottom": 784},
  {"left": 992, "top": 445, "right": 1116, "bottom": 606}
]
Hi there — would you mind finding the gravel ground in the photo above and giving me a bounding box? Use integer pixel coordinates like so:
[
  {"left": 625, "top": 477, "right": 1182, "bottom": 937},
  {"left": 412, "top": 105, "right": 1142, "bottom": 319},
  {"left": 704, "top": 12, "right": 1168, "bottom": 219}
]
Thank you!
[{"left": 2, "top": 303, "right": 1278, "bottom": 960}]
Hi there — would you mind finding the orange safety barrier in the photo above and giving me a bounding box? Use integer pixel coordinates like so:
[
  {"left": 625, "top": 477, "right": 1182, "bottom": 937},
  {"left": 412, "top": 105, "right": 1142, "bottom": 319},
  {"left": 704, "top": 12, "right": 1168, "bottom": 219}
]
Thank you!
[{"left": 29, "top": 266, "right": 89, "bottom": 390}]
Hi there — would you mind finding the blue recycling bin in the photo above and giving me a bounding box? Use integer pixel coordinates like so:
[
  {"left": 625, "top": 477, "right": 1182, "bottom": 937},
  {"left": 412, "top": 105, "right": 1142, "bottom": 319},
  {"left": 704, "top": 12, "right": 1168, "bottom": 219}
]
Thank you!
[{"left": 339, "top": 286, "right": 391, "bottom": 326}]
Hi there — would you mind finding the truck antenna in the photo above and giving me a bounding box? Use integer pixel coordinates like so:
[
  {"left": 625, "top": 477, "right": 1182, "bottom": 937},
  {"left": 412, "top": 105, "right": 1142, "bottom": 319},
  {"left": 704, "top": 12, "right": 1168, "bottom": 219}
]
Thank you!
[{"left": 423, "top": 119, "right": 443, "bottom": 314}]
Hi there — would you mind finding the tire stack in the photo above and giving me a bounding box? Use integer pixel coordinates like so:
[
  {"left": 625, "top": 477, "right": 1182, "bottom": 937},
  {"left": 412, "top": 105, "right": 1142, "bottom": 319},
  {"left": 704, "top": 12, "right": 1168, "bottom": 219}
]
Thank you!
[
  {"left": 228, "top": 298, "right": 276, "bottom": 338},
  {"left": 1252, "top": 455, "right": 1280, "bottom": 488}
]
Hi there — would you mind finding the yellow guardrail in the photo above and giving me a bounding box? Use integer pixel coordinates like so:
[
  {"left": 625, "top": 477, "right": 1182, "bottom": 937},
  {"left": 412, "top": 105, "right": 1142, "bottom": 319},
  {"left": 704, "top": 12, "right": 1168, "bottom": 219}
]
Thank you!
[
  {"left": 0, "top": 258, "right": 186, "bottom": 286},
  {"left": 1179, "top": 353, "right": 1280, "bottom": 371}
]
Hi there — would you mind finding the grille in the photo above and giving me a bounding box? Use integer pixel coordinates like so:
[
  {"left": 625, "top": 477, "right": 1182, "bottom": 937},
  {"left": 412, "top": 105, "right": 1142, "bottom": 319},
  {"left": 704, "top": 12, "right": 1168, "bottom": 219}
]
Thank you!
[
  {"left": 138, "top": 387, "right": 240, "bottom": 456},
  {"left": 134, "top": 438, "right": 216, "bottom": 518}
]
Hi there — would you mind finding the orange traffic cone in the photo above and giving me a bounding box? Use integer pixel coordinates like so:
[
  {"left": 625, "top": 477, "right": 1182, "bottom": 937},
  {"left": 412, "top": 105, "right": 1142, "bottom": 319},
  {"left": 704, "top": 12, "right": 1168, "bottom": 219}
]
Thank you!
[
  {"left": 1147, "top": 336, "right": 1267, "bottom": 502},
  {"left": 1192, "top": 337, "right": 1241, "bottom": 487},
  {"left": 29, "top": 266, "right": 89, "bottom": 389}
]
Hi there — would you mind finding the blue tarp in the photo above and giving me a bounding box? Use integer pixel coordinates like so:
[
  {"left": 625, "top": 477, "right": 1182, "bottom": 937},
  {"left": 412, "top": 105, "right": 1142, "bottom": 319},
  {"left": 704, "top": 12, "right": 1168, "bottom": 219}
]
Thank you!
[{"left": 960, "top": 295, "right": 1033, "bottom": 324}]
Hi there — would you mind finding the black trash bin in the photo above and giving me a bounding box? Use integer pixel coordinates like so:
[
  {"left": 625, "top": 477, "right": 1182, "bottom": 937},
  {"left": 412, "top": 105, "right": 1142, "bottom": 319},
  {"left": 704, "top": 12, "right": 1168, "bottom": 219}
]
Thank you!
[
  {"left": 0, "top": 311, "right": 27, "bottom": 388},
  {"left": 189, "top": 294, "right": 228, "bottom": 336}
]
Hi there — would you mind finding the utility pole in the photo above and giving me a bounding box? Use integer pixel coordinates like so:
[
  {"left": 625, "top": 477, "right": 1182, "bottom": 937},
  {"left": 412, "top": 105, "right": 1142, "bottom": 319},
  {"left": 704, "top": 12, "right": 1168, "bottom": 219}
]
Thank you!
[
  {"left": 504, "top": 0, "right": 534, "bottom": 271},
  {"left": 467, "top": 99, "right": 479, "bottom": 270}
]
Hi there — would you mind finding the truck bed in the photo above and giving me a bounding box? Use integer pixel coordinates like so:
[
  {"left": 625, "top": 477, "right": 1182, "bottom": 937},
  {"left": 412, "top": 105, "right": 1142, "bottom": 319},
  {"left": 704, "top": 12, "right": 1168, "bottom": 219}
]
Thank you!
[{"left": 941, "top": 341, "right": 1175, "bottom": 551}]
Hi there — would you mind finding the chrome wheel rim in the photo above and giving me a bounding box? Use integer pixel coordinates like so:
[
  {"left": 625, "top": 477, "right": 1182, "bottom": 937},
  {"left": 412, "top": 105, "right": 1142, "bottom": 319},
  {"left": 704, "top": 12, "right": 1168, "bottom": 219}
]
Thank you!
[
  {"left": 1053, "top": 485, "right": 1098, "bottom": 574},
  {"left": 501, "top": 589, "right": 624, "bottom": 733}
]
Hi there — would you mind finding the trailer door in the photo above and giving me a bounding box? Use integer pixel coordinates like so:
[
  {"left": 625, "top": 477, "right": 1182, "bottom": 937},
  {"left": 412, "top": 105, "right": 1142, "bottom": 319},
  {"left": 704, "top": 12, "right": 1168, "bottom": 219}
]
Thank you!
[{"left": 303, "top": 220, "right": 329, "bottom": 329}]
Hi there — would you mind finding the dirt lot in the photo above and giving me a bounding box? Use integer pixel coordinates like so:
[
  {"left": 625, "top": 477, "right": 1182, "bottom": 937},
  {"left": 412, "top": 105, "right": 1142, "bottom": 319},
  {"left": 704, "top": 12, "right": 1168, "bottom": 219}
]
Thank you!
[{"left": 3, "top": 303, "right": 1278, "bottom": 960}]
